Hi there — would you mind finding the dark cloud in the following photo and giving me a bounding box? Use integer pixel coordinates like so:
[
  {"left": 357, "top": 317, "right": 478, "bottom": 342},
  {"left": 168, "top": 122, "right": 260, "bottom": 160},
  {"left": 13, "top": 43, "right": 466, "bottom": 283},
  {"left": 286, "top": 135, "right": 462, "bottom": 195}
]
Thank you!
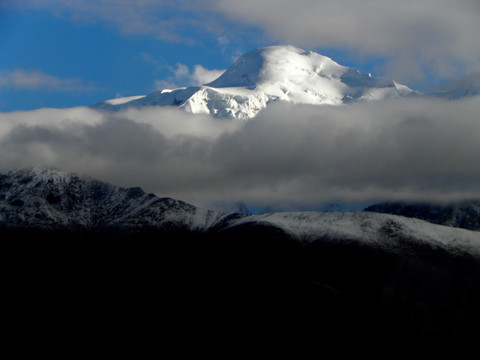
[{"left": 1, "top": 97, "right": 480, "bottom": 209}]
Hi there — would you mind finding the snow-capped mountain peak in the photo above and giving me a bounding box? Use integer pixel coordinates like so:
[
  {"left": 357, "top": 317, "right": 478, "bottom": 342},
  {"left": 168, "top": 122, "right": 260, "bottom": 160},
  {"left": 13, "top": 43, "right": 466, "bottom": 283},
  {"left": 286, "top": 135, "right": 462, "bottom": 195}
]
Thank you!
[
  {"left": 206, "top": 45, "right": 349, "bottom": 105},
  {"left": 207, "top": 45, "right": 345, "bottom": 89},
  {"left": 93, "top": 45, "right": 417, "bottom": 119}
]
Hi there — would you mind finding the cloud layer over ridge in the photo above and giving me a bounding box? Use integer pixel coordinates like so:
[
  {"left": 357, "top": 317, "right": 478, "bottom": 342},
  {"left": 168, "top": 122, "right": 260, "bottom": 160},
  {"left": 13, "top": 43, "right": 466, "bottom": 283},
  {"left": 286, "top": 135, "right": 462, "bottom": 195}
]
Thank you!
[{"left": 1, "top": 96, "right": 480, "bottom": 209}]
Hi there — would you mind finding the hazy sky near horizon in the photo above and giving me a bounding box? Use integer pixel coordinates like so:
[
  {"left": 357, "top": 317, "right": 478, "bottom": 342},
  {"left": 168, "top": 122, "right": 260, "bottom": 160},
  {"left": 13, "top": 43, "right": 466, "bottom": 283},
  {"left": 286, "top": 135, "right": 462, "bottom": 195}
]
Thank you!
[{"left": 1, "top": 0, "right": 479, "bottom": 111}]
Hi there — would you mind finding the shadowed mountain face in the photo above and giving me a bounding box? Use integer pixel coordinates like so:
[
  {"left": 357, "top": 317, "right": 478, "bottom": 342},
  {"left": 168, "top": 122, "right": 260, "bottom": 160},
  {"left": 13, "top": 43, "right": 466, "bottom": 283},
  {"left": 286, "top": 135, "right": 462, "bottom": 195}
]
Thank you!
[
  {"left": 2, "top": 169, "right": 480, "bottom": 347},
  {"left": 429, "top": 73, "right": 480, "bottom": 100}
]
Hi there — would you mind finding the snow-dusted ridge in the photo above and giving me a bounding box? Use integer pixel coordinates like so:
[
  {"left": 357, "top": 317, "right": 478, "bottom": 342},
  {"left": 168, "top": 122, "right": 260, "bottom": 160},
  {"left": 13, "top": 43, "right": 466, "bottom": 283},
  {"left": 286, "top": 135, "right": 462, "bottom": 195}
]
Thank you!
[
  {"left": 365, "top": 201, "right": 480, "bottom": 231},
  {"left": 227, "top": 211, "right": 480, "bottom": 258},
  {"left": 93, "top": 45, "right": 417, "bottom": 119},
  {"left": 4, "top": 169, "right": 479, "bottom": 342},
  {"left": 2, "top": 168, "right": 480, "bottom": 261},
  {"left": 0, "top": 168, "right": 224, "bottom": 231}
]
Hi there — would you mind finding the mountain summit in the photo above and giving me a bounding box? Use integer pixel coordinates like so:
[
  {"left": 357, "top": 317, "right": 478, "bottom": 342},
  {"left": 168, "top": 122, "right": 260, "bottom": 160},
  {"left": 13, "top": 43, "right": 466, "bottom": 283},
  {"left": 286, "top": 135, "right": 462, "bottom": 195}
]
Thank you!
[{"left": 93, "top": 45, "right": 416, "bottom": 119}]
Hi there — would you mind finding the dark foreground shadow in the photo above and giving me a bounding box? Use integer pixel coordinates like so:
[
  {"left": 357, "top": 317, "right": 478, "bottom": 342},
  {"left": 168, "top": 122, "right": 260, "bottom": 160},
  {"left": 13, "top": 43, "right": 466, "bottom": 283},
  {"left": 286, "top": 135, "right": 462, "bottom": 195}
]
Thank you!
[{"left": 3, "top": 225, "right": 480, "bottom": 353}]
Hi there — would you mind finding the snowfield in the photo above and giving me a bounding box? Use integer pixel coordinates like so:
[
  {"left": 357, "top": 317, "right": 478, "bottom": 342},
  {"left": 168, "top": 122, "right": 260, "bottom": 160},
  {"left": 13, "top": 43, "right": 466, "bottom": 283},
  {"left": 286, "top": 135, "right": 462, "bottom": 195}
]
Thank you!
[{"left": 93, "top": 45, "right": 417, "bottom": 119}]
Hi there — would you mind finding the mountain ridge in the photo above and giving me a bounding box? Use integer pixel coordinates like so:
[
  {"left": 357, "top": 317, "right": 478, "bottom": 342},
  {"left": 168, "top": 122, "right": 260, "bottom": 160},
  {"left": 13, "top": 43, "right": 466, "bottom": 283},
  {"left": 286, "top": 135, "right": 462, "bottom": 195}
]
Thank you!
[
  {"left": 93, "top": 45, "right": 417, "bottom": 119},
  {"left": 0, "top": 168, "right": 224, "bottom": 232},
  {"left": 3, "top": 167, "right": 480, "bottom": 342},
  {"left": 2, "top": 168, "right": 479, "bottom": 260}
]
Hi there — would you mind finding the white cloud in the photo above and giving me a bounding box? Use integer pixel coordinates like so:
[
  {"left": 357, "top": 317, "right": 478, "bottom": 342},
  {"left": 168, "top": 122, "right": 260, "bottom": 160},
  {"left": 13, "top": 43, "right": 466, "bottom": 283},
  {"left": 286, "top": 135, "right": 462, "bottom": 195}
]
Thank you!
[
  {"left": 212, "top": 0, "right": 480, "bottom": 84},
  {"left": 172, "top": 63, "right": 190, "bottom": 79},
  {"left": 1, "top": 96, "right": 480, "bottom": 209},
  {"left": 140, "top": 52, "right": 158, "bottom": 65},
  {"left": 155, "top": 63, "right": 225, "bottom": 89},
  {"left": 0, "top": 69, "right": 94, "bottom": 91},
  {"left": 191, "top": 65, "right": 225, "bottom": 85},
  {"left": 154, "top": 79, "right": 179, "bottom": 91}
]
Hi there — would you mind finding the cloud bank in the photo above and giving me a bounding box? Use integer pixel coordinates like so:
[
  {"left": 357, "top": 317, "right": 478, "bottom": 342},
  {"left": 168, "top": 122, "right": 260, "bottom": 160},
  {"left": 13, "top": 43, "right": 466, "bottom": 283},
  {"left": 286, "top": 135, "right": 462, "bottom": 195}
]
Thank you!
[
  {"left": 213, "top": 0, "right": 480, "bottom": 84},
  {"left": 155, "top": 63, "right": 225, "bottom": 89},
  {"left": 1, "top": 96, "right": 480, "bottom": 209}
]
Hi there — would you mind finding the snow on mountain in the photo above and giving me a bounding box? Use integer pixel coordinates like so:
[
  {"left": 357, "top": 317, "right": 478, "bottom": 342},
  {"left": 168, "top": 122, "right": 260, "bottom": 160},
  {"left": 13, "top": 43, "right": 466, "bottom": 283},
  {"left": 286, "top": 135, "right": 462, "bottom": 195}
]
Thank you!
[
  {"left": 2, "top": 168, "right": 479, "bottom": 260},
  {"left": 5, "top": 169, "right": 479, "bottom": 343},
  {"left": 365, "top": 201, "right": 480, "bottom": 231},
  {"left": 104, "top": 95, "right": 146, "bottom": 105},
  {"left": 225, "top": 211, "right": 480, "bottom": 259},
  {"left": 0, "top": 168, "right": 223, "bottom": 231},
  {"left": 92, "top": 45, "right": 417, "bottom": 119}
]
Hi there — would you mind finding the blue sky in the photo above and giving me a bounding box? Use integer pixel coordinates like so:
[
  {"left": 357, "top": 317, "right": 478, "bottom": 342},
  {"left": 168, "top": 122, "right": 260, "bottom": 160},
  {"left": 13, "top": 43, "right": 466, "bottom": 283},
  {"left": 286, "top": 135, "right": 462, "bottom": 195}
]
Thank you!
[
  {"left": 0, "top": 5, "right": 252, "bottom": 110},
  {"left": 2, "top": 0, "right": 478, "bottom": 112},
  {"left": 0, "top": 2, "right": 271, "bottom": 111}
]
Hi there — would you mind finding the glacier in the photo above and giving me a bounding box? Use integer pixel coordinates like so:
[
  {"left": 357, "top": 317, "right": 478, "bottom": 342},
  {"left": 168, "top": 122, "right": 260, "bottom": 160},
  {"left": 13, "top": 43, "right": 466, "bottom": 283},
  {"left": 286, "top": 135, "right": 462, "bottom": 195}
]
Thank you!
[{"left": 93, "top": 45, "right": 417, "bottom": 119}]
